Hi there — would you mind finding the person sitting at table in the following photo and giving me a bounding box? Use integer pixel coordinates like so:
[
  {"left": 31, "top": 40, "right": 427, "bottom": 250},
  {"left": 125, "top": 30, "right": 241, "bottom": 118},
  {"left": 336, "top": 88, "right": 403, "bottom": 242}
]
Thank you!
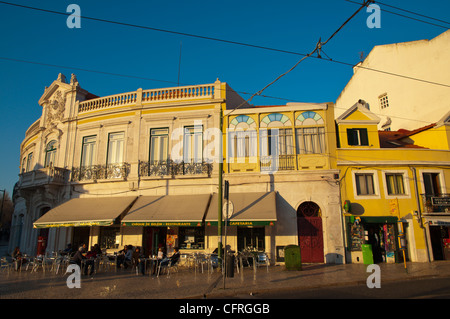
[
  {"left": 70, "top": 246, "right": 86, "bottom": 268},
  {"left": 117, "top": 245, "right": 133, "bottom": 269},
  {"left": 132, "top": 247, "right": 146, "bottom": 275},
  {"left": 161, "top": 247, "right": 180, "bottom": 266},
  {"left": 83, "top": 246, "right": 97, "bottom": 276},
  {"left": 12, "top": 247, "right": 27, "bottom": 271},
  {"left": 152, "top": 247, "right": 166, "bottom": 275}
]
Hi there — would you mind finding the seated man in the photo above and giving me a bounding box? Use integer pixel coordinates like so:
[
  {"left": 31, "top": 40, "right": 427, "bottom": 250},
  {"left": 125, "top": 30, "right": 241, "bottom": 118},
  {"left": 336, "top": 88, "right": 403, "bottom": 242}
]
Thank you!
[
  {"left": 83, "top": 246, "right": 97, "bottom": 276},
  {"left": 117, "top": 245, "right": 133, "bottom": 269},
  {"left": 160, "top": 247, "right": 180, "bottom": 267}
]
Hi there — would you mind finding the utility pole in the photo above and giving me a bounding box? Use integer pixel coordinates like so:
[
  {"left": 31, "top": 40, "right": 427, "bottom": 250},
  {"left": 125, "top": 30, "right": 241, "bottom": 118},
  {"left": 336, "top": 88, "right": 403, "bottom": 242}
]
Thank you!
[{"left": 0, "top": 189, "right": 5, "bottom": 223}]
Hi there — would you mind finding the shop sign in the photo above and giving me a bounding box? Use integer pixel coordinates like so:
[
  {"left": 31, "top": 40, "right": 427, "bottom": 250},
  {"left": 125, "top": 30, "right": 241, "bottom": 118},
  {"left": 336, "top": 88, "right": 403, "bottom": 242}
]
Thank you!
[
  {"left": 429, "top": 220, "right": 450, "bottom": 227},
  {"left": 431, "top": 197, "right": 450, "bottom": 207},
  {"left": 206, "top": 221, "right": 275, "bottom": 226},
  {"left": 122, "top": 221, "right": 202, "bottom": 227}
]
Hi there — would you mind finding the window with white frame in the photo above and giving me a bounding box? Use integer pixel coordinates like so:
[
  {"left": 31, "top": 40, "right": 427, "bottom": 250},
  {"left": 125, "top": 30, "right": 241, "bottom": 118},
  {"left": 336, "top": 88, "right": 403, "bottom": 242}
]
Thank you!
[
  {"left": 295, "top": 127, "right": 325, "bottom": 154},
  {"left": 44, "top": 140, "right": 57, "bottom": 167},
  {"left": 26, "top": 152, "right": 33, "bottom": 172},
  {"left": 150, "top": 128, "right": 169, "bottom": 163},
  {"left": 379, "top": 93, "right": 389, "bottom": 109},
  {"left": 107, "top": 132, "right": 125, "bottom": 164},
  {"left": 347, "top": 128, "right": 369, "bottom": 146},
  {"left": 385, "top": 173, "right": 405, "bottom": 195},
  {"left": 183, "top": 126, "right": 203, "bottom": 163},
  {"left": 81, "top": 136, "right": 96, "bottom": 168},
  {"left": 229, "top": 130, "right": 257, "bottom": 158},
  {"left": 355, "top": 173, "right": 376, "bottom": 195},
  {"left": 260, "top": 128, "right": 294, "bottom": 156}
]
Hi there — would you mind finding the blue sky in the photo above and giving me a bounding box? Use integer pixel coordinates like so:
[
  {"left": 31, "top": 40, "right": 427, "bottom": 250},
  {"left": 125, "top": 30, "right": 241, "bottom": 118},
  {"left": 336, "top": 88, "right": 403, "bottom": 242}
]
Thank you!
[{"left": 0, "top": 0, "right": 449, "bottom": 196}]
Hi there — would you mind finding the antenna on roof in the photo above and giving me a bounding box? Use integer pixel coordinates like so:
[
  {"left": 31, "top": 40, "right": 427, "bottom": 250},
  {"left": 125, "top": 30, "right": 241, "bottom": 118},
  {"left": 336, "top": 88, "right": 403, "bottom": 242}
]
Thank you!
[{"left": 177, "top": 41, "right": 182, "bottom": 87}]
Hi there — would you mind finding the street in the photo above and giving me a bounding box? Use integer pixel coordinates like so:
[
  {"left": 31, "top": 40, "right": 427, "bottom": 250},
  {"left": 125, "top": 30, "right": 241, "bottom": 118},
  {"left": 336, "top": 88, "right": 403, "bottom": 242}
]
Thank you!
[{"left": 239, "top": 276, "right": 450, "bottom": 299}]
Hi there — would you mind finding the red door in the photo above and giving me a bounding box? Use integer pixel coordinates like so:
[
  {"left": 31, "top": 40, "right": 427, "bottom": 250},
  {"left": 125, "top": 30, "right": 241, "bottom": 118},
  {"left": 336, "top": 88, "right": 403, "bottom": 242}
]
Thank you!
[{"left": 298, "top": 217, "right": 324, "bottom": 263}]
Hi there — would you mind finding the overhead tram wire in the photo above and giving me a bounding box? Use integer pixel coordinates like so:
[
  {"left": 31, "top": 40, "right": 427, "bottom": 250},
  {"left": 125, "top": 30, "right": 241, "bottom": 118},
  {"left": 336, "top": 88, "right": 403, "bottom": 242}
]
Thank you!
[
  {"left": 1, "top": 1, "right": 450, "bottom": 88},
  {"left": 344, "top": 0, "right": 450, "bottom": 30},
  {"left": 375, "top": 0, "right": 450, "bottom": 26}
]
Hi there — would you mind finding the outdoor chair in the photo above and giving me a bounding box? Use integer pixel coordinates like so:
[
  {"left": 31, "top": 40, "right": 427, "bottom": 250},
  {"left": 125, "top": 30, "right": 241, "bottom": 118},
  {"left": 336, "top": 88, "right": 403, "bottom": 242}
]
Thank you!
[
  {"left": 157, "top": 257, "right": 180, "bottom": 277},
  {"left": 255, "top": 252, "right": 270, "bottom": 272},
  {"left": 0, "top": 257, "right": 12, "bottom": 273}
]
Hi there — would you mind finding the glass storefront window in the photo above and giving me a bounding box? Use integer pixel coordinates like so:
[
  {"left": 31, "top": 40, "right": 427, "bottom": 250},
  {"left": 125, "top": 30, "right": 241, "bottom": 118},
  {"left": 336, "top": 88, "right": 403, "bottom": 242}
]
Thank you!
[
  {"left": 178, "top": 227, "right": 204, "bottom": 249},
  {"left": 99, "top": 226, "right": 120, "bottom": 249}
]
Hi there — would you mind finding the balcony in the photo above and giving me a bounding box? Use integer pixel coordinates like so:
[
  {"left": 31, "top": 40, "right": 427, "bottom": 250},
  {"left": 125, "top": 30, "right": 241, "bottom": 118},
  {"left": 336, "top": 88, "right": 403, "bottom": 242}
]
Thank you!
[
  {"left": 139, "top": 159, "right": 213, "bottom": 178},
  {"left": 78, "top": 84, "right": 216, "bottom": 113},
  {"left": 260, "top": 155, "right": 296, "bottom": 172},
  {"left": 19, "top": 166, "right": 69, "bottom": 189},
  {"left": 71, "top": 163, "right": 131, "bottom": 182},
  {"left": 422, "top": 194, "right": 450, "bottom": 214}
]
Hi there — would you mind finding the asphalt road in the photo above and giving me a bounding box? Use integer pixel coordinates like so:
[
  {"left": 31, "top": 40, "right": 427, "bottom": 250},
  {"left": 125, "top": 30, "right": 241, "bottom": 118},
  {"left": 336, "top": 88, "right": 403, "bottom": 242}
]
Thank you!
[{"left": 244, "top": 276, "right": 450, "bottom": 299}]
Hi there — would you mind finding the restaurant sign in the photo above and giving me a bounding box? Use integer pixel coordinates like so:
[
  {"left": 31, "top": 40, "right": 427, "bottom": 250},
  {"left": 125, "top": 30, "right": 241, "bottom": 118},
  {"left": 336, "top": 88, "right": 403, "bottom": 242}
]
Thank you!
[
  {"left": 122, "top": 221, "right": 202, "bottom": 227},
  {"left": 206, "top": 221, "right": 275, "bottom": 226}
]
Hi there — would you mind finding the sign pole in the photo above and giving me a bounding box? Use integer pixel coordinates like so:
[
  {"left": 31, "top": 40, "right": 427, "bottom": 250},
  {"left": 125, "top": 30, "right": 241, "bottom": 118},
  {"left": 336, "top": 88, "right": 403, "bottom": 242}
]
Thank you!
[{"left": 218, "top": 107, "right": 224, "bottom": 270}]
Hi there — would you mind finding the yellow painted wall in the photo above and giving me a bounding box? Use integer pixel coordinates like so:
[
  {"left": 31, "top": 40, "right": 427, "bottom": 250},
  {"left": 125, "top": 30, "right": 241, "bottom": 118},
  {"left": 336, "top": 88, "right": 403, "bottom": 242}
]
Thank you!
[{"left": 407, "top": 125, "right": 450, "bottom": 150}]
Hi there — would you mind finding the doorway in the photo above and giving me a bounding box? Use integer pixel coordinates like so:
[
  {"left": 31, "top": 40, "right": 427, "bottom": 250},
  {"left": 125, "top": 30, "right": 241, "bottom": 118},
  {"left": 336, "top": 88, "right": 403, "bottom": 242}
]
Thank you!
[
  {"left": 143, "top": 227, "right": 167, "bottom": 257},
  {"left": 429, "top": 226, "right": 450, "bottom": 260},
  {"left": 72, "top": 227, "right": 90, "bottom": 250},
  {"left": 237, "top": 227, "right": 265, "bottom": 252},
  {"left": 297, "top": 201, "right": 324, "bottom": 263}
]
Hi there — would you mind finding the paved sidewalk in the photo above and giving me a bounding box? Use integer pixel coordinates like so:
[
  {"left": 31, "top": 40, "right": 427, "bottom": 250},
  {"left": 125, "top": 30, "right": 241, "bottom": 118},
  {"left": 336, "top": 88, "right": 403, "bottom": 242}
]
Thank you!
[{"left": 0, "top": 260, "right": 449, "bottom": 299}]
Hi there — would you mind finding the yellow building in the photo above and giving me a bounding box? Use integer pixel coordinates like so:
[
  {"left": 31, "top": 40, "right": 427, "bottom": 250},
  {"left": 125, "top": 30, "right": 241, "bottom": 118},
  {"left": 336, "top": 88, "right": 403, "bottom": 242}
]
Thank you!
[
  {"left": 222, "top": 102, "right": 344, "bottom": 264},
  {"left": 336, "top": 101, "right": 450, "bottom": 263}
]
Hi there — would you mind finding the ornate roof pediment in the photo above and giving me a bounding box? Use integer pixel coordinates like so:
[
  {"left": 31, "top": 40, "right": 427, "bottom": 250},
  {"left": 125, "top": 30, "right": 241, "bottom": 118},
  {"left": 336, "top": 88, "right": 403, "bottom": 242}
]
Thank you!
[
  {"left": 336, "top": 99, "right": 380, "bottom": 125},
  {"left": 38, "top": 73, "right": 75, "bottom": 106}
]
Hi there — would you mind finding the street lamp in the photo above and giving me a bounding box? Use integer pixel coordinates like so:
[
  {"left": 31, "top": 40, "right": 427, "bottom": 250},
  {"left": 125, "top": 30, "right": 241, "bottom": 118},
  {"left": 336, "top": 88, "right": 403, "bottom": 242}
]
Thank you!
[{"left": 0, "top": 189, "right": 5, "bottom": 232}]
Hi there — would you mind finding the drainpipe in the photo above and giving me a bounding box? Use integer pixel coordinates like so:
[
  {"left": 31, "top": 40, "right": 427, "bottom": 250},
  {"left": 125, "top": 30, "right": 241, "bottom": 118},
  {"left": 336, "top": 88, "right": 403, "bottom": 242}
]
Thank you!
[{"left": 410, "top": 167, "right": 431, "bottom": 262}]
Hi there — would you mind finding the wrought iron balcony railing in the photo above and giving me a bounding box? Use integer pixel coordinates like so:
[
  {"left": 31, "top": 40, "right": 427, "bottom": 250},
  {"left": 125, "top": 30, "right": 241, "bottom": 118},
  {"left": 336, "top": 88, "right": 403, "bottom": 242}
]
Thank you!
[
  {"left": 139, "top": 159, "right": 213, "bottom": 178},
  {"left": 421, "top": 193, "right": 450, "bottom": 214},
  {"left": 260, "top": 154, "right": 296, "bottom": 172},
  {"left": 71, "top": 163, "right": 130, "bottom": 182}
]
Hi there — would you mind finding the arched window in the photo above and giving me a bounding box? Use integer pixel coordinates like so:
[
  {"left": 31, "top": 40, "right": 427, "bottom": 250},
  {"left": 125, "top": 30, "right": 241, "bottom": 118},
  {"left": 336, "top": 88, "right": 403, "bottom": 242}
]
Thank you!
[
  {"left": 228, "top": 115, "right": 257, "bottom": 159},
  {"left": 295, "top": 111, "right": 325, "bottom": 154},
  {"left": 44, "top": 140, "right": 57, "bottom": 167}
]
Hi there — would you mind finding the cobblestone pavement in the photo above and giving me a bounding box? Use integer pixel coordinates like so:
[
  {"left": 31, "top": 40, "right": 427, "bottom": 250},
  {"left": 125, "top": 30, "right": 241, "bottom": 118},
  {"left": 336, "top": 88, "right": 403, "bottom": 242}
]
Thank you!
[{"left": 1, "top": 259, "right": 449, "bottom": 299}]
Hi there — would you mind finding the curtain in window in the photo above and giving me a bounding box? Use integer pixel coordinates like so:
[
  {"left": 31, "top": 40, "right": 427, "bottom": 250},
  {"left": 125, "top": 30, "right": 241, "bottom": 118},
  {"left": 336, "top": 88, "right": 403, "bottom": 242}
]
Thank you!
[
  {"left": 184, "top": 126, "right": 203, "bottom": 163},
  {"left": 81, "top": 136, "right": 96, "bottom": 167},
  {"left": 386, "top": 174, "right": 405, "bottom": 195},
  {"left": 150, "top": 129, "right": 169, "bottom": 162},
  {"left": 107, "top": 132, "right": 124, "bottom": 164},
  {"left": 230, "top": 130, "right": 257, "bottom": 158},
  {"left": 356, "top": 174, "right": 374, "bottom": 195},
  {"left": 296, "top": 127, "right": 325, "bottom": 154}
]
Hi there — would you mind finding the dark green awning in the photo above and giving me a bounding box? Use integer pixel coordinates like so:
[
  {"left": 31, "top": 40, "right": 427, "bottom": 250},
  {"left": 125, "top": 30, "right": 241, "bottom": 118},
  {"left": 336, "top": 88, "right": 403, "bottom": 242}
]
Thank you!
[
  {"left": 205, "top": 192, "right": 277, "bottom": 226},
  {"left": 121, "top": 194, "right": 211, "bottom": 227}
]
